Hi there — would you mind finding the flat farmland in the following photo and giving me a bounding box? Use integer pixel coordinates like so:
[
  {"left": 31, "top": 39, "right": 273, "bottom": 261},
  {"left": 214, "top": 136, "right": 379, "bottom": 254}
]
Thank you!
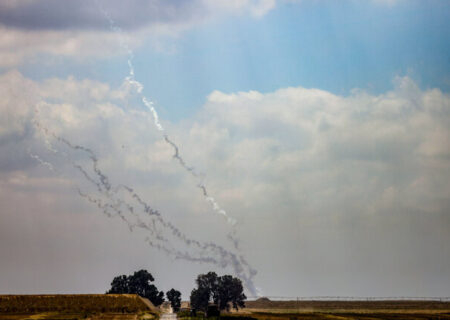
[
  {"left": 0, "top": 295, "right": 157, "bottom": 320},
  {"left": 0, "top": 313, "right": 154, "bottom": 319},
  {"left": 231, "top": 299, "right": 450, "bottom": 320}
]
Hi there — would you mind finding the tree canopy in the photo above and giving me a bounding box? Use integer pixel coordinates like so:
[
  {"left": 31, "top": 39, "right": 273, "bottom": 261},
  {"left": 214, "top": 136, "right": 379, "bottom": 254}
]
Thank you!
[
  {"left": 190, "top": 286, "right": 210, "bottom": 312},
  {"left": 107, "top": 269, "right": 165, "bottom": 306},
  {"left": 190, "top": 272, "right": 246, "bottom": 312},
  {"left": 166, "top": 288, "right": 182, "bottom": 312},
  {"left": 217, "top": 275, "right": 246, "bottom": 311}
]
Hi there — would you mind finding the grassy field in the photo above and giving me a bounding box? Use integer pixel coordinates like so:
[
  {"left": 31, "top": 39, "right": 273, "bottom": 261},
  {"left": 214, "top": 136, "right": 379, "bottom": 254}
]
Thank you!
[
  {"left": 228, "top": 299, "right": 450, "bottom": 320},
  {"left": 243, "top": 298, "right": 450, "bottom": 310},
  {"left": 2, "top": 295, "right": 450, "bottom": 320},
  {"left": 179, "top": 314, "right": 450, "bottom": 320},
  {"left": 239, "top": 310, "right": 450, "bottom": 320},
  {"left": 0, "top": 313, "right": 155, "bottom": 319},
  {"left": 178, "top": 299, "right": 450, "bottom": 320},
  {"left": 0, "top": 294, "right": 158, "bottom": 320}
]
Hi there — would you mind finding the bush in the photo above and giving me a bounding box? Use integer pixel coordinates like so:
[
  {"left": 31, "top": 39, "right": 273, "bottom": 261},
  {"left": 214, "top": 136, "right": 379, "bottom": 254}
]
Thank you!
[{"left": 177, "top": 310, "right": 191, "bottom": 317}]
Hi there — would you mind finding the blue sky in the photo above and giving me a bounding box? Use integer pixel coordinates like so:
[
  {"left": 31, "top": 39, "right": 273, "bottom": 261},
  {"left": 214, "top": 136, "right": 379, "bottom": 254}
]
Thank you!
[{"left": 20, "top": 0, "right": 450, "bottom": 120}]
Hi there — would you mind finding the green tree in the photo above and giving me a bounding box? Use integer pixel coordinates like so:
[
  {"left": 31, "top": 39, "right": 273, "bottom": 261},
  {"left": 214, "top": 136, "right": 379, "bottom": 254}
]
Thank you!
[
  {"left": 109, "top": 275, "right": 128, "bottom": 293},
  {"left": 190, "top": 286, "right": 210, "bottom": 312},
  {"left": 189, "top": 272, "right": 246, "bottom": 312},
  {"left": 107, "top": 269, "right": 165, "bottom": 306},
  {"left": 196, "top": 272, "right": 219, "bottom": 303},
  {"left": 217, "top": 275, "right": 246, "bottom": 311},
  {"left": 166, "top": 288, "right": 182, "bottom": 312}
]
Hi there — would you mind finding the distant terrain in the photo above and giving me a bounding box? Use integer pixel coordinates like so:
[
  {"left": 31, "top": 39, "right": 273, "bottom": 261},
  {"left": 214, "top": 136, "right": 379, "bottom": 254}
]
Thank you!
[{"left": 230, "top": 297, "right": 450, "bottom": 320}]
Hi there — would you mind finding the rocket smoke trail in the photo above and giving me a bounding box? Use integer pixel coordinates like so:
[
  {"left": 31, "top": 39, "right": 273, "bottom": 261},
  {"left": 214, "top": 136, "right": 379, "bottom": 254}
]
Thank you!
[
  {"left": 164, "top": 135, "right": 237, "bottom": 226},
  {"left": 33, "top": 117, "right": 257, "bottom": 295},
  {"left": 28, "top": 1, "right": 257, "bottom": 293},
  {"left": 28, "top": 148, "right": 54, "bottom": 172},
  {"left": 95, "top": 1, "right": 235, "bottom": 227}
]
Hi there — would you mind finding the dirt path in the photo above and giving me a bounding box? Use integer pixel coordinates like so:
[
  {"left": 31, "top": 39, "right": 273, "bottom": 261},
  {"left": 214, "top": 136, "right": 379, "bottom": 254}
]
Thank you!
[{"left": 160, "top": 313, "right": 177, "bottom": 320}]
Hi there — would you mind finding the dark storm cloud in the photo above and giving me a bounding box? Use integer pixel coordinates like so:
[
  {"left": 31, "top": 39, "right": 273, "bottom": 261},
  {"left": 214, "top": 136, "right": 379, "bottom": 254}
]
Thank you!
[{"left": 0, "top": 0, "right": 202, "bottom": 31}]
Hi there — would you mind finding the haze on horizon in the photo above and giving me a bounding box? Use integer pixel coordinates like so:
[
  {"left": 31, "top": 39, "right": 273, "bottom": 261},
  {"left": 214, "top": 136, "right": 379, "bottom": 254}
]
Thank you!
[{"left": 0, "top": 0, "right": 449, "bottom": 299}]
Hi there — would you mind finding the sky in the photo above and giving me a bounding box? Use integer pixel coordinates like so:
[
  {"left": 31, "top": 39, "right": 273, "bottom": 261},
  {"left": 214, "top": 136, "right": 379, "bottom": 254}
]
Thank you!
[{"left": 1, "top": 0, "right": 450, "bottom": 299}]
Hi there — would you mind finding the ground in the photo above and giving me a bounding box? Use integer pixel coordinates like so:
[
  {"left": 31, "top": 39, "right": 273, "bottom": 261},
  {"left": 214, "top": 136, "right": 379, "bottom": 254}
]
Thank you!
[
  {"left": 0, "top": 313, "right": 155, "bottom": 319},
  {"left": 1, "top": 296, "right": 450, "bottom": 320},
  {"left": 225, "top": 299, "right": 450, "bottom": 320},
  {"left": 0, "top": 294, "right": 158, "bottom": 320}
]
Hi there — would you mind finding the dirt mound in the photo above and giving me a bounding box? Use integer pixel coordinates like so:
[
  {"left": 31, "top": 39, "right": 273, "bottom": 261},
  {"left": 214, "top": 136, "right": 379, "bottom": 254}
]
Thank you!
[{"left": 0, "top": 294, "right": 157, "bottom": 314}]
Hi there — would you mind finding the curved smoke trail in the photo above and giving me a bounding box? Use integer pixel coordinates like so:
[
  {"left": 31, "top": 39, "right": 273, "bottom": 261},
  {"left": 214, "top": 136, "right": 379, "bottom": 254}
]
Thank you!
[
  {"left": 29, "top": 2, "right": 257, "bottom": 293},
  {"left": 32, "top": 114, "right": 257, "bottom": 295},
  {"left": 28, "top": 148, "right": 54, "bottom": 172},
  {"left": 95, "top": 1, "right": 235, "bottom": 227}
]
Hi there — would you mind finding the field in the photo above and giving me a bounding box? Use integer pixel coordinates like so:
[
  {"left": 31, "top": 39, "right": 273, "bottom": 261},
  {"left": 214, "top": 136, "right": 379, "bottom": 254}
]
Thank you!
[
  {"left": 0, "top": 294, "right": 157, "bottom": 320},
  {"left": 0, "top": 313, "right": 153, "bottom": 320},
  {"left": 2, "top": 295, "right": 450, "bottom": 320},
  {"left": 228, "top": 298, "right": 450, "bottom": 320}
]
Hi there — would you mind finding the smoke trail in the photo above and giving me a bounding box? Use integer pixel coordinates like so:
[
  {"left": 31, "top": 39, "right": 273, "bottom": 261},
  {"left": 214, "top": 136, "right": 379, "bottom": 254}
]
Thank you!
[
  {"left": 34, "top": 118, "right": 180, "bottom": 253},
  {"left": 28, "top": 1, "right": 256, "bottom": 293},
  {"left": 198, "top": 183, "right": 237, "bottom": 226},
  {"left": 95, "top": 1, "right": 234, "bottom": 227},
  {"left": 28, "top": 148, "right": 55, "bottom": 172},
  {"left": 163, "top": 134, "right": 237, "bottom": 226},
  {"left": 164, "top": 133, "right": 237, "bottom": 226},
  {"left": 33, "top": 116, "right": 257, "bottom": 294},
  {"left": 97, "top": 1, "right": 244, "bottom": 256},
  {"left": 76, "top": 144, "right": 257, "bottom": 292},
  {"left": 33, "top": 111, "right": 179, "bottom": 253},
  {"left": 163, "top": 135, "right": 197, "bottom": 175}
]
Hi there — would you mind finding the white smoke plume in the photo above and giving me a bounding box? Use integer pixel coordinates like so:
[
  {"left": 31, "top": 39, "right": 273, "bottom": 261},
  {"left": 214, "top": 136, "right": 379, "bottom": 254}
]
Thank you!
[
  {"left": 26, "top": 1, "right": 256, "bottom": 293},
  {"left": 28, "top": 148, "right": 55, "bottom": 172},
  {"left": 96, "top": 1, "right": 235, "bottom": 226},
  {"left": 32, "top": 113, "right": 258, "bottom": 295}
]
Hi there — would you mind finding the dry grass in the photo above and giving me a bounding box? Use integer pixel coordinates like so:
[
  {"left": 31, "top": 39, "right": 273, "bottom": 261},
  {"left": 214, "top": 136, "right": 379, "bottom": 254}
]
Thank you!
[
  {"left": 0, "top": 294, "right": 158, "bottom": 319},
  {"left": 243, "top": 299, "right": 450, "bottom": 311},
  {"left": 229, "top": 299, "right": 450, "bottom": 320},
  {"left": 0, "top": 313, "right": 155, "bottom": 320},
  {"left": 244, "top": 312, "right": 450, "bottom": 319}
]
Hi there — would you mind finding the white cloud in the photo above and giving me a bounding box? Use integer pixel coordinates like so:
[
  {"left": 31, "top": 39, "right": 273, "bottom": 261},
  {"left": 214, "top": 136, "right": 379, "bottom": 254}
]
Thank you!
[
  {"left": 0, "top": 0, "right": 280, "bottom": 68},
  {"left": 0, "top": 0, "right": 409, "bottom": 68},
  {"left": 183, "top": 79, "right": 450, "bottom": 219},
  {"left": 203, "top": 0, "right": 277, "bottom": 17},
  {"left": 2, "top": 69, "right": 449, "bottom": 225},
  {"left": 0, "top": 25, "right": 147, "bottom": 68},
  {"left": 1, "top": 71, "right": 449, "bottom": 296},
  {"left": 0, "top": 70, "right": 38, "bottom": 136}
]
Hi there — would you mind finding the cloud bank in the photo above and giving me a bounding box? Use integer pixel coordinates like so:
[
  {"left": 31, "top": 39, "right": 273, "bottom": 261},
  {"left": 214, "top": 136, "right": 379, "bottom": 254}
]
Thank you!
[
  {"left": 0, "top": 0, "right": 276, "bottom": 31},
  {"left": 1, "top": 70, "right": 449, "bottom": 296},
  {"left": 0, "top": 0, "right": 277, "bottom": 67}
]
